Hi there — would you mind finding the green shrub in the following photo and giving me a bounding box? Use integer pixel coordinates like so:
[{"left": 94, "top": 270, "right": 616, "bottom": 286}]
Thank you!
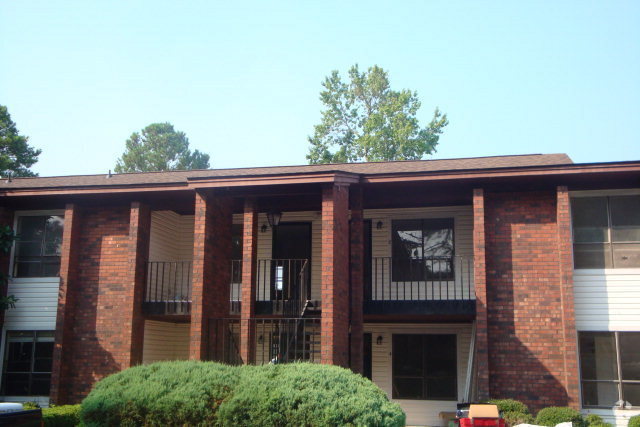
[
  {"left": 81, "top": 360, "right": 405, "bottom": 427},
  {"left": 81, "top": 360, "right": 239, "bottom": 426},
  {"left": 535, "top": 407, "right": 584, "bottom": 427},
  {"left": 584, "top": 414, "right": 612, "bottom": 427},
  {"left": 22, "top": 401, "right": 41, "bottom": 410},
  {"left": 42, "top": 405, "right": 81, "bottom": 427},
  {"left": 502, "top": 411, "right": 534, "bottom": 426},
  {"left": 628, "top": 415, "right": 640, "bottom": 427},
  {"left": 217, "top": 363, "right": 405, "bottom": 426},
  {"left": 488, "top": 399, "right": 530, "bottom": 415}
]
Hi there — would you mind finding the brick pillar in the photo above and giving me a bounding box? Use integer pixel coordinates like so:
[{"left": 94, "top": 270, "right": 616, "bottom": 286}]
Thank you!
[
  {"left": 321, "top": 184, "right": 350, "bottom": 367},
  {"left": 127, "top": 202, "right": 151, "bottom": 365},
  {"left": 349, "top": 186, "right": 364, "bottom": 374},
  {"left": 557, "top": 186, "right": 581, "bottom": 408},
  {"left": 240, "top": 198, "right": 258, "bottom": 364},
  {"left": 50, "top": 204, "right": 82, "bottom": 404},
  {"left": 473, "top": 188, "right": 490, "bottom": 401},
  {"left": 190, "top": 190, "right": 232, "bottom": 360}
]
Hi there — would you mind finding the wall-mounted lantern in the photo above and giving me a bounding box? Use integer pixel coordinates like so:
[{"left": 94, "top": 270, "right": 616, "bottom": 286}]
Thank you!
[
  {"left": 267, "top": 211, "right": 282, "bottom": 228},
  {"left": 376, "top": 335, "right": 383, "bottom": 345},
  {"left": 376, "top": 220, "right": 383, "bottom": 230}
]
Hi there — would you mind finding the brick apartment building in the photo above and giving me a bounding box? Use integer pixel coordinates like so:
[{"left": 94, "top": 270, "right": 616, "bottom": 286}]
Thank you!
[{"left": 0, "top": 153, "right": 638, "bottom": 426}]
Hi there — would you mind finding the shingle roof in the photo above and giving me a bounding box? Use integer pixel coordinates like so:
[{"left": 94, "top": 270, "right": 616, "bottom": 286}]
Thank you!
[{"left": 0, "top": 153, "right": 573, "bottom": 190}]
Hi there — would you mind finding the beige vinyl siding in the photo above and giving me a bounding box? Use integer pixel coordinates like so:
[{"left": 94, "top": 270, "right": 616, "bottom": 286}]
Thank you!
[
  {"left": 365, "top": 206, "right": 474, "bottom": 301},
  {"left": 4, "top": 278, "right": 60, "bottom": 330},
  {"left": 142, "top": 320, "right": 190, "bottom": 363},
  {"left": 573, "top": 269, "right": 640, "bottom": 331},
  {"left": 365, "top": 323, "right": 473, "bottom": 427}
]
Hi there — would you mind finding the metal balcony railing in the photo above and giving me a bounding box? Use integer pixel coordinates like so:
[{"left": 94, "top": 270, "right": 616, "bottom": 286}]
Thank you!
[
  {"left": 368, "top": 255, "right": 475, "bottom": 301},
  {"left": 256, "top": 259, "right": 310, "bottom": 316},
  {"left": 143, "top": 261, "right": 192, "bottom": 315},
  {"left": 209, "top": 317, "right": 321, "bottom": 365}
]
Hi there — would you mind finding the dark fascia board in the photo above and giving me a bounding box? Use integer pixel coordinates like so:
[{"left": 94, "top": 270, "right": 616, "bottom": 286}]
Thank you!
[{"left": 0, "top": 161, "right": 638, "bottom": 197}]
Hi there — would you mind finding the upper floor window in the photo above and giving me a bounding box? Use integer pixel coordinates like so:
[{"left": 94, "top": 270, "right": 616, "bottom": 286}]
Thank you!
[
  {"left": 392, "top": 218, "right": 454, "bottom": 281},
  {"left": 13, "top": 215, "right": 64, "bottom": 278},
  {"left": 571, "top": 196, "right": 640, "bottom": 269}
]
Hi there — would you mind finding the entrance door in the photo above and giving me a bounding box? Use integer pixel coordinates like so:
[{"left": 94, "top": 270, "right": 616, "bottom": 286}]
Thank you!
[{"left": 271, "top": 223, "right": 312, "bottom": 302}]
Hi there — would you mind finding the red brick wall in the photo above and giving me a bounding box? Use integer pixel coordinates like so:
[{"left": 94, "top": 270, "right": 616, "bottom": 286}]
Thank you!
[
  {"left": 473, "top": 189, "right": 490, "bottom": 401},
  {"left": 484, "top": 190, "right": 579, "bottom": 410},
  {"left": 320, "top": 184, "right": 349, "bottom": 367},
  {"left": 60, "top": 206, "right": 132, "bottom": 402},
  {"left": 0, "top": 207, "right": 14, "bottom": 329},
  {"left": 240, "top": 198, "right": 258, "bottom": 364},
  {"left": 189, "top": 191, "right": 232, "bottom": 360}
]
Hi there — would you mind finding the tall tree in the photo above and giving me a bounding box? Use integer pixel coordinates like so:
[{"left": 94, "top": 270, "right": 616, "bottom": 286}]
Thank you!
[
  {"left": 307, "top": 65, "right": 448, "bottom": 164},
  {"left": 115, "top": 122, "right": 210, "bottom": 173},
  {"left": 0, "top": 105, "right": 41, "bottom": 177}
]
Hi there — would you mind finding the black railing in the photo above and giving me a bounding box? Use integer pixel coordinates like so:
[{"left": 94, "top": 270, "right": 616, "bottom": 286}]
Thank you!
[
  {"left": 209, "top": 318, "right": 321, "bottom": 365},
  {"left": 365, "top": 256, "right": 475, "bottom": 315},
  {"left": 256, "top": 259, "right": 310, "bottom": 316},
  {"left": 143, "top": 261, "right": 192, "bottom": 315}
]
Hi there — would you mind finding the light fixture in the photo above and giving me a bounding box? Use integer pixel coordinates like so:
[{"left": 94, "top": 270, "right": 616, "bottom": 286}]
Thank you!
[
  {"left": 376, "top": 335, "right": 383, "bottom": 345},
  {"left": 257, "top": 335, "right": 263, "bottom": 344},
  {"left": 261, "top": 223, "right": 268, "bottom": 233},
  {"left": 267, "top": 211, "right": 282, "bottom": 228},
  {"left": 376, "top": 220, "right": 383, "bottom": 230}
]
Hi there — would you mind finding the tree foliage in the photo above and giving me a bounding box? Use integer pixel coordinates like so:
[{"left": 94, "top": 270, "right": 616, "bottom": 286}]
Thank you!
[
  {"left": 0, "top": 105, "right": 41, "bottom": 177},
  {"left": 307, "top": 65, "right": 448, "bottom": 164},
  {"left": 115, "top": 122, "right": 210, "bottom": 173}
]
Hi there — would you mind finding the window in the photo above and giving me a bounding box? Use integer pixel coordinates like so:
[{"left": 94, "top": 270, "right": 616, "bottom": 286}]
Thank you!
[
  {"left": 13, "top": 215, "right": 64, "bottom": 277},
  {"left": 579, "top": 331, "right": 640, "bottom": 408},
  {"left": 392, "top": 334, "right": 457, "bottom": 400},
  {"left": 571, "top": 196, "right": 640, "bottom": 269},
  {"left": 392, "top": 219, "right": 454, "bottom": 281},
  {"left": 2, "top": 331, "right": 54, "bottom": 396}
]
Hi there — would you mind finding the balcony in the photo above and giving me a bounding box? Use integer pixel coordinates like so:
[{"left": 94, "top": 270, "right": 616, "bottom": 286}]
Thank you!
[
  {"left": 208, "top": 317, "right": 321, "bottom": 365},
  {"left": 365, "top": 255, "right": 475, "bottom": 316},
  {"left": 143, "top": 261, "right": 192, "bottom": 316}
]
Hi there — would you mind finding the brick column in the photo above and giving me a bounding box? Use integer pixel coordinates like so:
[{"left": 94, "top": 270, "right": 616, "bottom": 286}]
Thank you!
[
  {"left": 50, "top": 204, "right": 82, "bottom": 404},
  {"left": 127, "top": 202, "right": 151, "bottom": 365},
  {"left": 556, "top": 186, "right": 581, "bottom": 408},
  {"left": 349, "top": 186, "right": 364, "bottom": 374},
  {"left": 321, "top": 184, "right": 350, "bottom": 367},
  {"left": 190, "top": 190, "right": 233, "bottom": 360},
  {"left": 473, "top": 188, "right": 490, "bottom": 401},
  {"left": 239, "top": 198, "right": 258, "bottom": 364}
]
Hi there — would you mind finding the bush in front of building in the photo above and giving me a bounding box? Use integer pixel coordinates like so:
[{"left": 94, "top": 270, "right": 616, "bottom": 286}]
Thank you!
[
  {"left": 42, "top": 405, "right": 82, "bottom": 427},
  {"left": 80, "top": 360, "right": 405, "bottom": 427},
  {"left": 217, "top": 363, "right": 405, "bottom": 426},
  {"left": 628, "top": 415, "right": 640, "bottom": 427},
  {"left": 501, "top": 411, "right": 535, "bottom": 426},
  {"left": 487, "top": 399, "right": 530, "bottom": 415},
  {"left": 583, "top": 414, "right": 612, "bottom": 427},
  {"left": 535, "top": 407, "right": 585, "bottom": 427},
  {"left": 80, "top": 361, "right": 239, "bottom": 426}
]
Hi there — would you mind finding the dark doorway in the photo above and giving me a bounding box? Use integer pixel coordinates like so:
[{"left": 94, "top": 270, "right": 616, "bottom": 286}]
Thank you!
[
  {"left": 363, "top": 220, "right": 372, "bottom": 301},
  {"left": 271, "top": 223, "right": 312, "bottom": 302},
  {"left": 363, "top": 332, "right": 373, "bottom": 380}
]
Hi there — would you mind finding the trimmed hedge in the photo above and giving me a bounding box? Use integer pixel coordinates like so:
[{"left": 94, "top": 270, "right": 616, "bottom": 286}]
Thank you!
[
  {"left": 535, "top": 407, "right": 584, "bottom": 427},
  {"left": 81, "top": 360, "right": 405, "bottom": 427},
  {"left": 487, "top": 399, "right": 530, "bottom": 415},
  {"left": 584, "top": 414, "right": 612, "bottom": 427},
  {"left": 629, "top": 415, "right": 640, "bottom": 427},
  {"left": 43, "top": 405, "right": 81, "bottom": 427},
  {"left": 502, "top": 411, "right": 534, "bottom": 426},
  {"left": 217, "top": 363, "right": 405, "bottom": 426}
]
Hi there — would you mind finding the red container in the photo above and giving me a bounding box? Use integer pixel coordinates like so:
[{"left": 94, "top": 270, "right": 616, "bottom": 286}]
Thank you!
[{"left": 459, "top": 418, "right": 505, "bottom": 427}]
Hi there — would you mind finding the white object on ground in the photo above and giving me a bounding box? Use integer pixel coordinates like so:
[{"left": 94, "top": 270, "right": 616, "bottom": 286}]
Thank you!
[{"left": 0, "top": 402, "right": 25, "bottom": 413}]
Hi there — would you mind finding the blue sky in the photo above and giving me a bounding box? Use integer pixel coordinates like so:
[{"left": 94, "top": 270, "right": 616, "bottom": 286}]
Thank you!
[{"left": 1, "top": 1, "right": 639, "bottom": 177}]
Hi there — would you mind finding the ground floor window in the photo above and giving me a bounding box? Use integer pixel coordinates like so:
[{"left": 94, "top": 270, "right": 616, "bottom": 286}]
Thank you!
[
  {"left": 579, "top": 331, "right": 640, "bottom": 408},
  {"left": 392, "top": 334, "right": 457, "bottom": 400},
  {"left": 1, "top": 331, "right": 54, "bottom": 396}
]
